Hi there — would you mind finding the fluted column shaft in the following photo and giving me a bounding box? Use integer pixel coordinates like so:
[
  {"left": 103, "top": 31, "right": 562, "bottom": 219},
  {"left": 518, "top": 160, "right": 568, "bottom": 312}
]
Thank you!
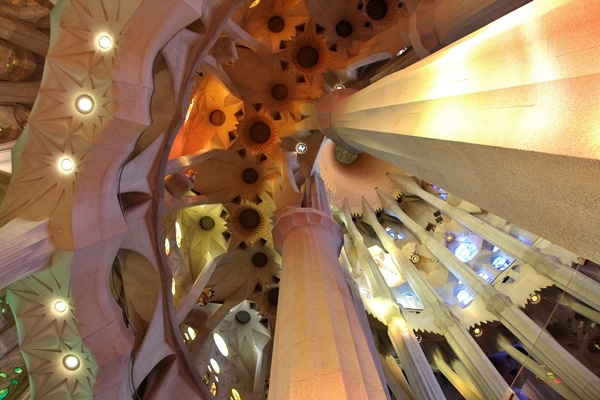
[
  {"left": 271, "top": 208, "right": 388, "bottom": 400},
  {"left": 324, "top": 0, "right": 600, "bottom": 263},
  {"left": 390, "top": 174, "right": 600, "bottom": 312},
  {"left": 377, "top": 190, "right": 600, "bottom": 399}
]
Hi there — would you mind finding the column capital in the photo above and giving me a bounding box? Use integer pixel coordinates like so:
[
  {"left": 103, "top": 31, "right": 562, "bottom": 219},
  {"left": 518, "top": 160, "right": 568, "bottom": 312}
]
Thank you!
[{"left": 273, "top": 208, "right": 343, "bottom": 253}]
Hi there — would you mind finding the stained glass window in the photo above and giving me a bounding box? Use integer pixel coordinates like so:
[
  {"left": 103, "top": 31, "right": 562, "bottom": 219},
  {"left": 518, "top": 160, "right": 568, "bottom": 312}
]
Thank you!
[{"left": 454, "top": 242, "right": 478, "bottom": 262}]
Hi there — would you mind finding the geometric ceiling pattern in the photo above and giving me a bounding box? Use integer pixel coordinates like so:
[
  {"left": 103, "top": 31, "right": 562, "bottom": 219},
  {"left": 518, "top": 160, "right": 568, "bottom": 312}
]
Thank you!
[{"left": 6, "top": 251, "right": 97, "bottom": 399}]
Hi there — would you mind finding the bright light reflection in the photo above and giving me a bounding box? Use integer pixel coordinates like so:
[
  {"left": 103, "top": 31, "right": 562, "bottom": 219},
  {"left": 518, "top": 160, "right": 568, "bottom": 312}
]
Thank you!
[
  {"left": 209, "top": 357, "right": 220, "bottom": 374},
  {"left": 231, "top": 388, "right": 242, "bottom": 400},
  {"left": 213, "top": 332, "right": 229, "bottom": 357}
]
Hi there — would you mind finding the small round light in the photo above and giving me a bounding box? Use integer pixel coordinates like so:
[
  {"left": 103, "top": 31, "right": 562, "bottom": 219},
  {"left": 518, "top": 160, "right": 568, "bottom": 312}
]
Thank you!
[
  {"left": 529, "top": 294, "right": 541, "bottom": 304},
  {"left": 333, "top": 83, "right": 345, "bottom": 90},
  {"left": 75, "top": 95, "right": 94, "bottom": 114},
  {"left": 295, "top": 142, "right": 307, "bottom": 154},
  {"left": 213, "top": 332, "right": 229, "bottom": 357},
  {"left": 62, "top": 354, "right": 80, "bottom": 370},
  {"left": 209, "top": 358, "right": 220, "bottom": 374},
  {"left": 54, "top": 300, "right": 67, "bottom": 313},
  {"left": 473, "top": 327, "right": 483, "bottom": 337},
  {"left": 98, "top": 35, "right": 112, "bottom": 50},
  {"left": 60, "top": 157, "right": 74, "bottom": 172},
  {"left": 410, "top": 254, "right": 420, "bottom": 263}
]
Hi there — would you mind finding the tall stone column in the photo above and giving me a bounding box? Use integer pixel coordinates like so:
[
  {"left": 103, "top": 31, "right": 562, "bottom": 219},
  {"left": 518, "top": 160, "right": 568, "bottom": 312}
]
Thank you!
[
  {"left": 321, "top": 0, "right": 600, "bottom": 263},
  {"left": 340, "top": 200, "right": 445, "bottom": 400},
  {"left": 376, "top": 189, "right": 600, "bottom": 399},
  {"left": 388, "top": 173, "right": 600, "bottom": 313},
  {"left": 270, "top": 207, "right": 388, "bottom": 399},
  {"left": 360, "top": 197, "right": 510, "bottom": 400}
]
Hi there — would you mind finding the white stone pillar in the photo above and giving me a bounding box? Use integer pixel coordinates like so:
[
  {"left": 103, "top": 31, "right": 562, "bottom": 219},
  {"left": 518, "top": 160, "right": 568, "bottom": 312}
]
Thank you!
[
  {"left": 322, "top": 0, "right": 600, "bottom": 263},
  {"left": 376, "top": 189, "right": 600, "bottom": 399},
  {"left": 389, "top": 173, "right": 600, "bottom": 313},
  {"left": 270, "top": 208, "right": 389, "bottom": 399},
  {"left": 361, "top": 196, "right": 510, "bottom": 399},
  {"left": 340, "top": 200, "right": 445, "bottom": 400}
]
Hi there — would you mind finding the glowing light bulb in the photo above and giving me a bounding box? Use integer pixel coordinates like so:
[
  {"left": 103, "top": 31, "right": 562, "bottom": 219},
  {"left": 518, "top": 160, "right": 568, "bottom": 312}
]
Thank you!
[
  {"left": 63, "top": 354, "right": 80, "bottom": 370},
  {"left": 75, "top": 95, "right": 94, "bottom": 114},
  {"left": 54, "top": 300, "right": 67, "bottom": 313},
  {"left": 98, "top": 35, "right": 112, "bottom": 50},
  {"left": 60, "top": 157, "right": 74, "bottom": 172}
]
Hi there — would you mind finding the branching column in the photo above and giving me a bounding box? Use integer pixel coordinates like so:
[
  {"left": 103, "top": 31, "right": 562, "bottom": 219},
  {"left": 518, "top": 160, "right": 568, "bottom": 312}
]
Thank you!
[
  {"left": 361, "top": 197, "right": 510, "bottom": 399},
  {"left": 389, "top": 173, "right": 600, "bottom": 313},
  {"left": 271, "top": 207, "right": 388, "bottom": 399},
  {"left": 340, "top": 200, "right": 445, "bottom": 399},
  {"left": 376, "top": 189, "right": 600, "bottom": 399}
]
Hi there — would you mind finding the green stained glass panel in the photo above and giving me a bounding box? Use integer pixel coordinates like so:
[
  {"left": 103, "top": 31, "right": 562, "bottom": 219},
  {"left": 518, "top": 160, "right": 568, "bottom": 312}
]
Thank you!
[
  {"left": 0, "top": 387, "right": 9, "bottom": 399},
  {"left": 10, "top": 379, "right": 17, "bottom": 386},
  {"left": 13, "top": 367, "right": 22, "bottom": 374},
  {"left": 0, "top": 373, "right": 7, "bottom": 378}
]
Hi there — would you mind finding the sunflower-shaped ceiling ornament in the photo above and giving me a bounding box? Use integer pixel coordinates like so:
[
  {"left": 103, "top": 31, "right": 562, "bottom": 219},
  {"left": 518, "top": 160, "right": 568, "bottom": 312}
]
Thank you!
[
  {"left": 234, "top": 0, "right": 311, "bottom": 52},
  {"left": 208, "top": 300, "right": 272, "bottom": 394},
  {"left": 190, "top": 148, "right": 280, "bottom": 203},
  {"left": 304, "top": 0, "right": 379, "bottom": 60},
  {"left": 226, "top": 200, "right": 273, "bottom": 247},
  {"left": 207, "top": 242, "right": 281, "bottom": 301},
  {"left": 317, "top": 139, "right": 403, "bottom": 215},
  {"left": 279, "top": 20, "right": 338, "bottom": 85},
  {"left": 248, "top": 283, "right": 279, "bottom": 326},
  {"left": 224, "top": 48, "right": 320, "bottom": 130},
  {"left": 234, "top": 104, "right": 281, "bottom": 159},
  {"left": 170, "top": 73, "right": 243, "bottom": 159},
  {"left": 176, "top": 203, "right": 230, "bottom": 279},
  {"left": 360, "top": 0, "right": 407, "bottom": 33}
]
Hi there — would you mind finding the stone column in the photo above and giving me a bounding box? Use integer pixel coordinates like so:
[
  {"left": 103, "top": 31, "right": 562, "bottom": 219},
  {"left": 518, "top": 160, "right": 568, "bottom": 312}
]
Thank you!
[
  {"left": 389, "top": 173, "right": 600, "bottom": 313},
  {"left": 376, "top": 189, "right": 600, "bottom": 399},
  {"left": 340, "top": 200, "right": 445, "bottom": 400},
  {"left": 361, "top": 197, "right": 510, "bottom": 399},
  {"left": 270, "top": 207, "right": 388, "bottom": 399},
  {"left": 322, "top": 0, "right": 600, "bottom": 263}
]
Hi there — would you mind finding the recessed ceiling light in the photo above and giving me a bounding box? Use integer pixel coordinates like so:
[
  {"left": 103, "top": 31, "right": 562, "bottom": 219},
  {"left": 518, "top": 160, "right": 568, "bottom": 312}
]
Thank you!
[
  {"left": 63, "top": 354, "right": 80, "bottom": 370},
  {"left": 54, "top": 300, "right": 67, "bottom": 313},
  {"left": 75, "top": 95, "right": 94, "bottom": 114},
  {"left": 60, "top": 157, "right": 74, "bottom": 172},
  {"left": 98, "top": 35, "right": 112, "bottom": 50}
]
